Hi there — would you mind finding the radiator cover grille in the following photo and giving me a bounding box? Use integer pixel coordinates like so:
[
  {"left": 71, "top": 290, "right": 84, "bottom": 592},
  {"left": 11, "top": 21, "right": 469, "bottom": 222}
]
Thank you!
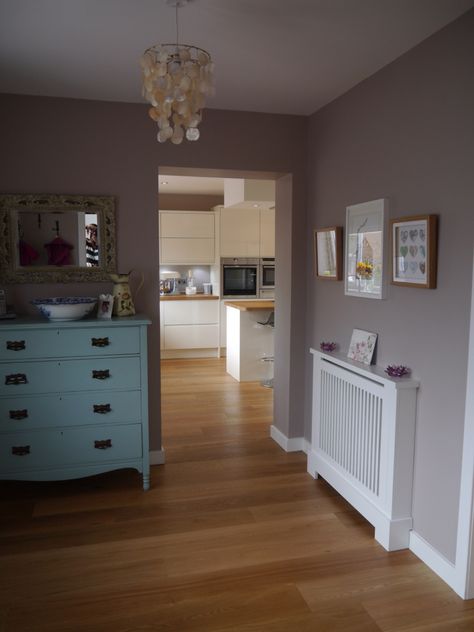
[{"left": 320, "top": 369, "right": 382, "bottom": 496}]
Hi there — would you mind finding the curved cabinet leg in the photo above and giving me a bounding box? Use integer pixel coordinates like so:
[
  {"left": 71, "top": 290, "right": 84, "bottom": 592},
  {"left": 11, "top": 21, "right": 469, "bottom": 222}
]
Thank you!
[{"left": 142, "top": 473, "right": 150, "bottom": 491}]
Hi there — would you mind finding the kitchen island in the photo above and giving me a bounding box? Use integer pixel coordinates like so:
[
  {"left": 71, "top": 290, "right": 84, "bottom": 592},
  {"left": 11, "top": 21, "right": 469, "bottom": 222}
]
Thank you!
[{"left": 225, "top": 300, "right": 274, "bottom": 382}]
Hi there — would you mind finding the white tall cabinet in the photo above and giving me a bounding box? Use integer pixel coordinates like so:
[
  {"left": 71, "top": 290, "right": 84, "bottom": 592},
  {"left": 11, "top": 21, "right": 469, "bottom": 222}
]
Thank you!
[
  {"left": 259, "top": 208, "right": 275, "bottom": 258},
  {"left": 218, "top": 206, "right": 275, "bottom": 258},
  {"left": 219, "top": 207, "right": 260, "bottom": 257}
]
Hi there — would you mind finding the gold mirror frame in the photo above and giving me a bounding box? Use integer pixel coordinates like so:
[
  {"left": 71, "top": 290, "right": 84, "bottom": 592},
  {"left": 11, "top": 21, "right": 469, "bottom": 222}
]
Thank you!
[{"left": 0, "top": 193, "right": 117, "bottom": 283}]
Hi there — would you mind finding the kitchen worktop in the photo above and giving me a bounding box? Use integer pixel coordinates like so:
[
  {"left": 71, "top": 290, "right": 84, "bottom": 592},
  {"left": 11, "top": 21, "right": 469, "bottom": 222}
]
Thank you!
[
  {"left": 224, "top": 300, "right": 274, "bottom": 311},
  {"left": 160, "top": 294, "right": 219, "bottom": 301}
]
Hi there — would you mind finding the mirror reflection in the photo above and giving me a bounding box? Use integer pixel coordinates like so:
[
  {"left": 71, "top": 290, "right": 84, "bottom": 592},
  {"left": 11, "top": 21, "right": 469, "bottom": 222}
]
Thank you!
[
  {"left": 0, "top": 193, "right": 116, "bottom": 283},
  {"left": 17, "top": 211, "right": 100, "bottom": 268}
]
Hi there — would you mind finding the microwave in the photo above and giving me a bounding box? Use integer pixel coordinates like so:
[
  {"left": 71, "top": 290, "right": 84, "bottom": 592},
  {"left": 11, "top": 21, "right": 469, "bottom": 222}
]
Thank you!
[
  {"left": 221, "top": 258, "right": 259, "bottom": 298},
  {"left": 260, "top": 258, "right": 275, "bottom": 289}
]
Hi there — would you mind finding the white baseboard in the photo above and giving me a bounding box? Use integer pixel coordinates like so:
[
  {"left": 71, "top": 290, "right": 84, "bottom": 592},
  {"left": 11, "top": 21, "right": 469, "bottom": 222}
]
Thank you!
[
  {"left": 149, "top": 449, "right": 166, "bottom": 465},
  {"left": 161, "top": 349, "right": 219, "bottom": 359},
  {"left": 270, "top": 425, "right": 310, "bottom": 454},
  {"left": 409, "top": 531, "right": 461, "bottom": 595}
]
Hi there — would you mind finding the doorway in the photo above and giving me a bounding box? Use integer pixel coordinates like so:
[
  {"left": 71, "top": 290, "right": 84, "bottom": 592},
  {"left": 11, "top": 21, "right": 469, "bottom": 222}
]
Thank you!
[{"left": 158, "top": 167, "right": 288, "bottom": 455}]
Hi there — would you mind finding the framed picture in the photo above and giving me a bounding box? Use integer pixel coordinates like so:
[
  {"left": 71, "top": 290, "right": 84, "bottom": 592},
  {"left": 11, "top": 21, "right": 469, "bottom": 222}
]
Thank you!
[
  {"left": 347, "top": 328, "right": 378, "bottom": 365},
  {"left": 314, "top": 226, "right": 342, "bottom": 280},
  {"left": 390, "top": 214, "right": 438, "bottom": 289},
  {"left": 345, "top": 199, "right": 387, "bottom": 299}
]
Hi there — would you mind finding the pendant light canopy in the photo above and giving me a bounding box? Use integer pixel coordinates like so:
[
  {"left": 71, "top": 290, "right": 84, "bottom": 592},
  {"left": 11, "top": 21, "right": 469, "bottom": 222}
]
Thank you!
[{"left": 140, "top": 0, "right": 215, "bottom": 144}]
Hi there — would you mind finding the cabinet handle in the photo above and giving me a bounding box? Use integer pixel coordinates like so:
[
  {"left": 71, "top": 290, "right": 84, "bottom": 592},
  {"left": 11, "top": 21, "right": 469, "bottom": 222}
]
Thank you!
[
  {"left": 6, "top": 340, "right": 26, "bottom": 351},
  {"left": 5, "top": 373, "right": 28, "bottom": 386},
  {"left": 12, "top": 445, "right": 30, "bottom": 456},
  {"left": 91, "top": 337, "right": 109, "bottom": 348},
  {"left": 94, "top": 439, "right": 112, "bottom": 450},
  {"left": 92, "top": 369, "right": 110, "bottom": 380},
  {"left": 93, "top": 403, "right": 111, "bottom": 414},
  {"left": 9, "top": 409, "right": 28, "bottom": 420}
]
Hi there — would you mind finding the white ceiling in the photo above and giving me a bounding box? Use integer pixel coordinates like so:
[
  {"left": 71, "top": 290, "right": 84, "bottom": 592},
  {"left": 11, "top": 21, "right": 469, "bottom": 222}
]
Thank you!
[
  {"left": 1, "top": 0, "right": 473, "bottom": 116},
  {"left": 159, "top": 175, "right": 224, "bottom": 195}
]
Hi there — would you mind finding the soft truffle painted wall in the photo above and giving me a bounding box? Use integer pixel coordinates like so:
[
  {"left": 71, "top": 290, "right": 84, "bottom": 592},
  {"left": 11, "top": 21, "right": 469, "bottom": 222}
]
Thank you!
[
  {"left": 306, "top": 9, "right": 474, "bottom": 562},
  {"left": 0, "top": 94, "right": 308, "bottom": 452}
]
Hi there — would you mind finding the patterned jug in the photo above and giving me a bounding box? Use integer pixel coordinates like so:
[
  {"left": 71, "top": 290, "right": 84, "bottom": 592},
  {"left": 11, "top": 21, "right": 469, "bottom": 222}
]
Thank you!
[{"left": 110, "top": 271, "right": 144, "bottom": 317}]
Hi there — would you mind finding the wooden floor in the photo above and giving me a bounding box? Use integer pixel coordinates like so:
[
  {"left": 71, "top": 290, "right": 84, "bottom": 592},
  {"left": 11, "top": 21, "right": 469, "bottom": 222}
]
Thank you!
[{"left": 1, "top": 358, "right": 473, "bottom": 631}]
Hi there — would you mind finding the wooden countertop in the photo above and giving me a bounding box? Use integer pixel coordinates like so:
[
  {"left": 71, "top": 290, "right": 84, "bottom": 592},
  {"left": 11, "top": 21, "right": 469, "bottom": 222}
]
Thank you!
[
  {"left": 160, "top": 294, "right": 219, "bottom": 301},
  {"left": 225, "top": 300, "right": 275, "bottom": 311}
]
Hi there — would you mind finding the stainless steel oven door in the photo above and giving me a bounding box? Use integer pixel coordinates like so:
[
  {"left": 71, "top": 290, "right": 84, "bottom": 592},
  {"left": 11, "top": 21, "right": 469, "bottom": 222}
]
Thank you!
[
  {"left": 222, "top": 258, "right": 259, "bottom": 297},
  {"left": 260, "top": 258, "right": 275, "bottom": 288}
]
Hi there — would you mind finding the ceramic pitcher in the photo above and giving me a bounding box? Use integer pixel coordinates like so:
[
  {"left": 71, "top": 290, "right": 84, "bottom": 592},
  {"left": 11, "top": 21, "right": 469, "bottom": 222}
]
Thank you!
[{"left": 110, "top": 271, "right": 144, "bottom": 317}]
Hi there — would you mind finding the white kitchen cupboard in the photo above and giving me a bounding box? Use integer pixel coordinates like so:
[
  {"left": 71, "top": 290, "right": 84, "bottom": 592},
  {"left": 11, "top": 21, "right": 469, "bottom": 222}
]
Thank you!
[
  {"left": 259, "top": 208, "right": 275, "bottom": 258},
  {"left": 219, "top": 207, "right": 275, "bottom": 258},
  {"left": 159, "top": 211, "right": 215, "bottom": 264},
  {"left": 219, "top": 208, "right": 260, "bottom": 257},
  {"left": 161, "top": 299, "right": 219, "bottom": 352},
  {"left": 0, "top": 316, "right": 151, "bottom": 490}
]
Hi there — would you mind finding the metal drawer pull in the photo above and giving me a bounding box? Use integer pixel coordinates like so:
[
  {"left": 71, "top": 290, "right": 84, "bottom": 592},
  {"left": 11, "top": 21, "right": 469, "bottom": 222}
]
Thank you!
[
  {"left": 93, "top": 403, "right": 111, "bottom": 414},
  {"left": 91, "top": 337, "right": 109, "bottom": 348},
  {"left": 12, "top": 445, "right": 30, "bottom": 456},
  {"left": 94, "top": 439, "right": 112, "bottom": 450},
  {"left": 6, "top": 340, "right": 26, "bottom": 351},
  {"left": 5, "top": 373, "right": 28, "bottom": 386},
  {"left": 92, "top": 369, "right": 110, "bottom": 380},
  {"left": 9, "top": 409, "right": 28, "bottom": 420}
]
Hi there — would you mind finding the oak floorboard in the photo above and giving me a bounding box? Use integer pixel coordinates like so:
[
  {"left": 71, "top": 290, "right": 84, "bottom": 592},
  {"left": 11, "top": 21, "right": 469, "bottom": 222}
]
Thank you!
[{"left": 0, "top": 357, "right": 470, "bottom": 631}]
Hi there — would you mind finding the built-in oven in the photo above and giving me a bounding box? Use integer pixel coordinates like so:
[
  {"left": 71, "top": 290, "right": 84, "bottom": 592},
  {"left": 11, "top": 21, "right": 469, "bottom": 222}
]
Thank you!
[
  {"left": 221, "top": 258, "right": 259, "bottom": 298},
  {"left": 260, "top": 258, "right": 275, "bottom": 289}
]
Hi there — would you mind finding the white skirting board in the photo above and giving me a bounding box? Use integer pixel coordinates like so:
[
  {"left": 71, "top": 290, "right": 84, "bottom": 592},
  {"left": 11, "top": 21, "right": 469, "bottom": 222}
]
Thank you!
[
  {"left": 409, "top": 531, "right": 459, "bottom": 594},
  {"left": 271, "top": 425, "right": 467, "bottom": 596},
  {"left": 270, "top": 425, "right": 310, "bottom": 454},
  {"left": 160, "top": 349, "right": 219, "bottom": 359},
  {"left": 149, "top": 449, "right": 166, "bottom": 465}
]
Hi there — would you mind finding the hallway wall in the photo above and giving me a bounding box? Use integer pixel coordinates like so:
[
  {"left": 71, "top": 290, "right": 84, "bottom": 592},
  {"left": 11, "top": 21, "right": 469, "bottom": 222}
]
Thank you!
[
  {"left": 306, "top": 8, "right": 474, "bottom": 563},
  {"left": 0, "top": 95, "right": 308, "bottom": 453}
]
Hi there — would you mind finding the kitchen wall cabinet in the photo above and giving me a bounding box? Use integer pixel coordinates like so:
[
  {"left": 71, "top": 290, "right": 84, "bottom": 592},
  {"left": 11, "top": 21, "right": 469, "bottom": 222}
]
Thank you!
[
  {"left": 219, "top": 207, "right": 275, "bottom": 258},
  {"left": 219, "top": 208, "right": 260, "bottom": 257},
  {"left": 259, "top": 208, "right": 275, "bottom": 258},
  {"left": 0, "top": 317, "right": 151, "bottom": 490},
  {"left": 161, "top": 299, "right": 219, "bottom": 351},
  {"left": 159, "top": 211, "right": 215, "bottom": 264}
]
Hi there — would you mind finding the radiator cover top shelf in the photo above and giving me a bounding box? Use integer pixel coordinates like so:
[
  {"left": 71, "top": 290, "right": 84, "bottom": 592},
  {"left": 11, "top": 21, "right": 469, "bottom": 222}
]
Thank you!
[{"left": 307, "top": 348, "right": 419, "bottom": 551}]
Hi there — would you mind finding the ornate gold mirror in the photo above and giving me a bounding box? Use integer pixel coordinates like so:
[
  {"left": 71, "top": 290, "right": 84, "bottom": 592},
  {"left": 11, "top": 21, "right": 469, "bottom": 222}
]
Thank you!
[{"left": 0, "top": 193, "right": 117, "bottom": 283}]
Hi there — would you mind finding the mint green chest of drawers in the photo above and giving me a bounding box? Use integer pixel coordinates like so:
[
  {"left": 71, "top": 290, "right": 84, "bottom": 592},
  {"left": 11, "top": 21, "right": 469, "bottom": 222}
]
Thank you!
[{"left": 0, "top": 316, "right": 151, "bottom": 490}]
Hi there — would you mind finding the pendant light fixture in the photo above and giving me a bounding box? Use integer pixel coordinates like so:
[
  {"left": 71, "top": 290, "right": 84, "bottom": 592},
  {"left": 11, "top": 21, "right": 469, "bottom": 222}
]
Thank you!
[{"left": 140, "top": 0, "right": 215, "bottom": 144}]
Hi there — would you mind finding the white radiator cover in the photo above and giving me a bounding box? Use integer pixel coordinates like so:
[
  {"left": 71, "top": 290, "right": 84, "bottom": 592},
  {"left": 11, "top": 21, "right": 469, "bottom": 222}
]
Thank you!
[{"left": 308, "top": 349, "right": 419, "bottom": 551}]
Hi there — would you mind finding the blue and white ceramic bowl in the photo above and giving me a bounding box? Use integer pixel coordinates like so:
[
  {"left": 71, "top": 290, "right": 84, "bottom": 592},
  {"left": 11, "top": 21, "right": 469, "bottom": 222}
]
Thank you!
[{"left": 31, "top": 297, "right": 97, "bottom": 321}]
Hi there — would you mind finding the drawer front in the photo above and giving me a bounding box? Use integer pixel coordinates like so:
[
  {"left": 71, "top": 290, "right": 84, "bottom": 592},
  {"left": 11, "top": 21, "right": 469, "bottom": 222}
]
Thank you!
[
  {"left": 0, "top": 390, "right": 142, "bottom": 430},
  {"left": 0, "top": 357, "right": 141, "bottom": 395},
  {"left": 0, "top": 326, "right": 140, "bottom": 360},
  {"left": 0, "top": 424, "right": 142, "bottom": 472},
  {"left": 163, "top": 300, "right": 218, "bottom": 325},
  {"left": 164, "top": 324, "right": 218, "bottom": 349},
  {"left": 0, "top": 329, "right": 63, "bottom": 360}
]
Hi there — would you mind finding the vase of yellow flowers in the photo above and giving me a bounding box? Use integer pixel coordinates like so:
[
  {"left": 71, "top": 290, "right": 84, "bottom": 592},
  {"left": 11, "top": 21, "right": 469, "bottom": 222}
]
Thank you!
[{"left": 356, "top": 261, "right": 374, "bottom": 291}]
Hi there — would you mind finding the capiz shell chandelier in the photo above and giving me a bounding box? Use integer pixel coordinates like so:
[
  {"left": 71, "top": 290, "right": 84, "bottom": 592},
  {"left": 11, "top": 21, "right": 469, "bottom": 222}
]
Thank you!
[{"left": 140, "top": 0, "right": 215, "bottom": 144}]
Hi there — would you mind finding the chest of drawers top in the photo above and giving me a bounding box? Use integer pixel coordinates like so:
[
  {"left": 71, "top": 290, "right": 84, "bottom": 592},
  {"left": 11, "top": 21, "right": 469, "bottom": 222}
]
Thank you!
[{"left": 0, "top": 315, "right": 151, "bottom": 360}]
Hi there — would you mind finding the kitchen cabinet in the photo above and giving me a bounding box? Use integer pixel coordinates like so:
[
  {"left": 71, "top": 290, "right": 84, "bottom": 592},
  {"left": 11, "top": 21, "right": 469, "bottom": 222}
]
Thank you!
[
  {"left": 159, "top": 211, "right": 215, "bottom": 264},
  {"left": 0, "top": 316, "right": 151, "bottom": 490},
  {"left": 259, "top": 208, "right": 275, "bottom": 258},
  {"left": 219, "top": 207, "right": 275, "bottom": 258},
  {"left": 161, "top": 298, "right": 219, "bottom": 351},
  {"left": 219, "top": 208, "right": 260, "bottom": 257}
]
